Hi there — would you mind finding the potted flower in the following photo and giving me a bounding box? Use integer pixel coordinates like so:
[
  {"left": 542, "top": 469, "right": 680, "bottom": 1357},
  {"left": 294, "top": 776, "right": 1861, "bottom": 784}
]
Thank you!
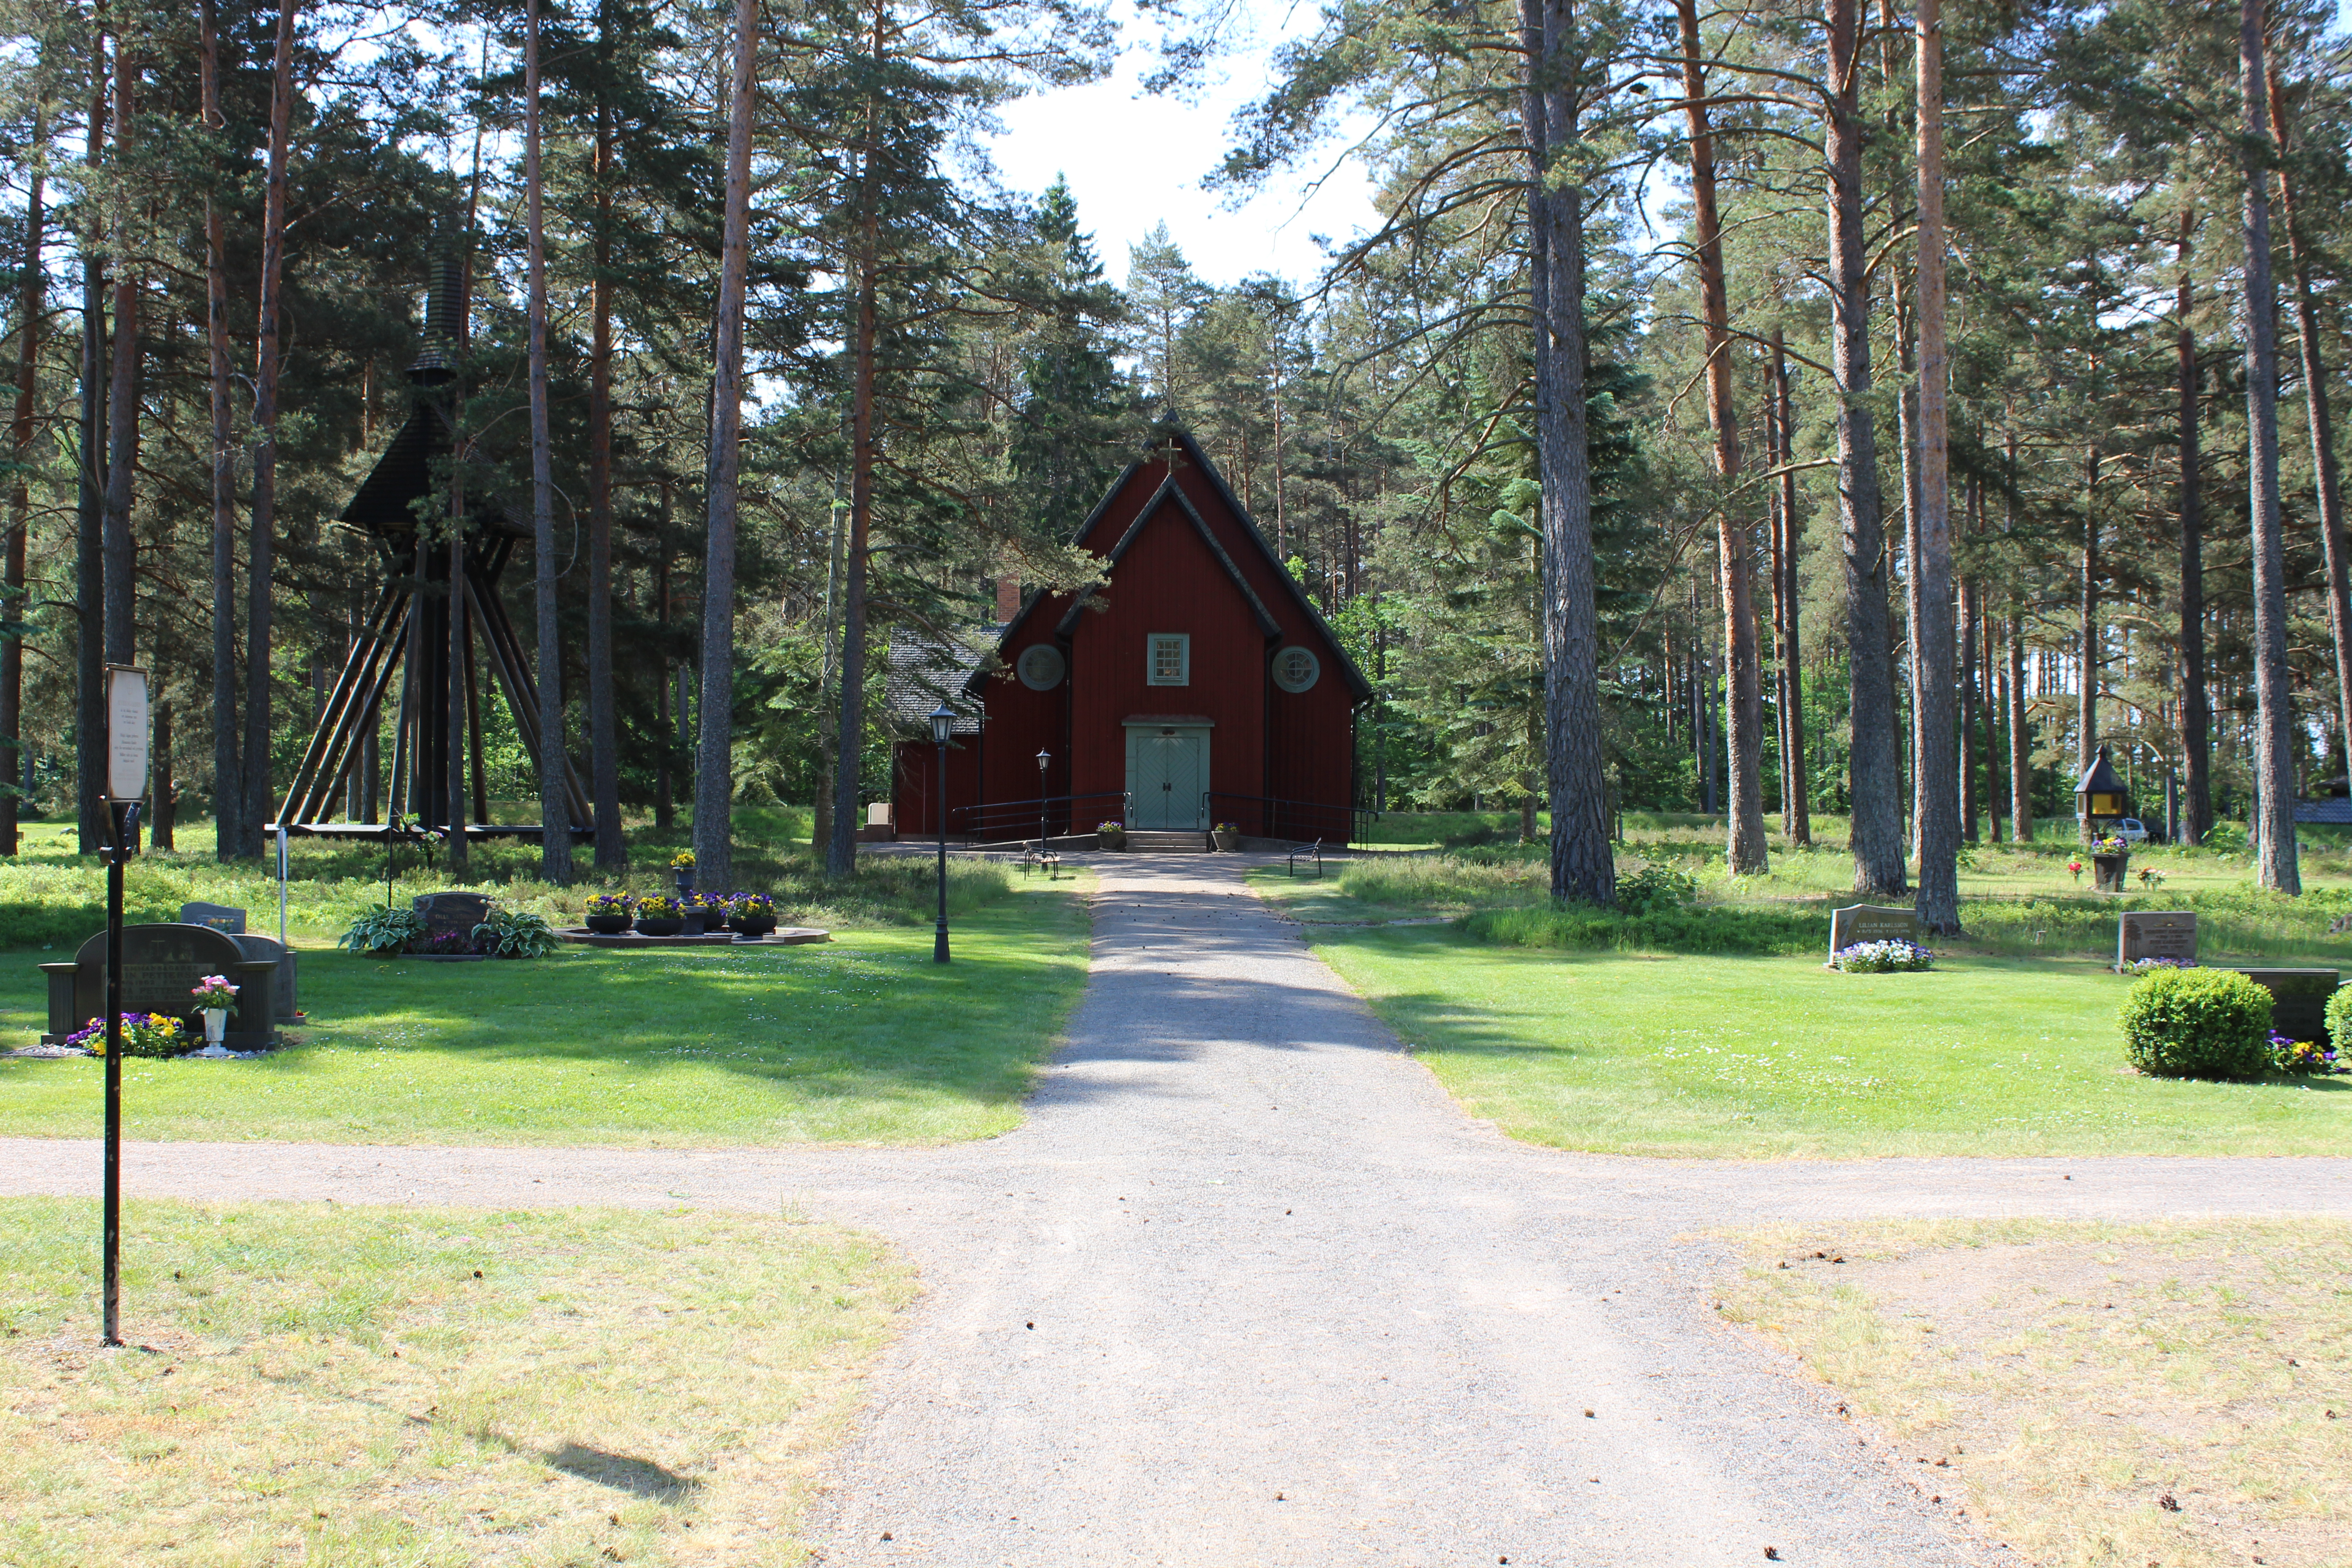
[
  {"left": 584, "top": 892, "right": 633, "bottom": 935},
  {"left": 634, "top": 894, "right": 685, "bottom": 936},
  {"left": 1096, "top": 820, "right": 1126, "bottom": 851},
  {"left": 1212, "top": 820, "right": 1241, "bottom": 852},
  {"left": 727, "top": 892, "right": 778, "bottom": 937},
  {"left": 2067, "top": 858, "right": 2083, "bottom": 884},
  {"left": 670, "top": 849, "right": 696, "bottom": 895},
  {"left": 679, "top": 890, "right": 715, "bottom": 936},
  {"left": 189, "top": 975, "right": 240, "bottom": 1049},
  {"left": 2088, "top": 833, "right": 2129, "bottom": 893}
]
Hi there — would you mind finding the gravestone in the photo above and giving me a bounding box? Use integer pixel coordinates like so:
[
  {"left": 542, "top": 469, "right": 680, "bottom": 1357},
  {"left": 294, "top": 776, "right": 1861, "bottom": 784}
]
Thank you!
[
  {"left": 181, "top": 901, "right": 299, "bottom": 1019},
  {"left": 180, "top": 901, "right": 245, "bottom": 934},
  {"left": 38, "top": 923, "right": 278, "bottom": 1051},
  {"left": 2227, "top": 968, "right": 2340, "bottom": 1044},
  {"left": 1828, "top": 904, "right": 1921, "bottom": 961},
  {"left": 2117, "top": 911, "right": 2197, "bottom": 969},
  {"left": 413, "top": 891, "right": 493, "bottom": 943}
]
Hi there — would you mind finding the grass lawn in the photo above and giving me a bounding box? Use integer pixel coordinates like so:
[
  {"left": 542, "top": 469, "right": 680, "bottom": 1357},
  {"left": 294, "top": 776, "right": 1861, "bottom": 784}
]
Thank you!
[
  {"left": 0, "top": 878, "right": 1092, "bottom": 1146},
  {"left": 0, "top": 1196, "right": 911, "bottom": 1567},
  {"left": 1718, "top": 1219, "right": 2352, "bottom": 1568},
  {"left": 1285, "top": 925, "right": 2352, "bottom": 1157}
]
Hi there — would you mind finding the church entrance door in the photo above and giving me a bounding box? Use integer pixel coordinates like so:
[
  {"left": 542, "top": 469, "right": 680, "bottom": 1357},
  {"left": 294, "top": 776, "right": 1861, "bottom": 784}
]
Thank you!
[{"left": 1124, "top": 724, "right": 1210, "bottom": 831}]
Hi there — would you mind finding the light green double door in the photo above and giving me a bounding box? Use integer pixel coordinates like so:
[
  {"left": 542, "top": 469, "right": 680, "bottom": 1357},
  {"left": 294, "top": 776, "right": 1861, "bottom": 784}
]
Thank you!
[{"left": 1125, "top": 725, "right": 1210, "bottom": 831}]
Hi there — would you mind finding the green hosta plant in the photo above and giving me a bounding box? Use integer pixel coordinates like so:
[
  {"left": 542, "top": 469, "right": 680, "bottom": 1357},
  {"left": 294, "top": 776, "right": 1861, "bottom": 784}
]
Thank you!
[
  {"left": 339, "top": 905, "right": 427, "bottom": 956},
  {"left": 2118, "top": 967, "right": 2273, "bottom": 1081},
  {"left": 472, "top": 907, "right": 561, "bottom": 960}
]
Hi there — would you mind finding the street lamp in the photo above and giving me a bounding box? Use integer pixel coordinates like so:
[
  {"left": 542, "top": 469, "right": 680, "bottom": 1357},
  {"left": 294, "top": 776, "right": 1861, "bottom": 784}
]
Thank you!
[
  {"left": 1036, "top": 749, "right": 1052, "bottom": 876},
  {"left": 930, "top": 705, "right": 954, "bottom": 964}
]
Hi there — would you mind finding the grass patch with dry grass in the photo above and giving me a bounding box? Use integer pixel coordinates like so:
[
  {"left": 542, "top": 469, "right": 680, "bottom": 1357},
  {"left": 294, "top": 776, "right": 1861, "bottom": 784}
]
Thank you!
[
  {"left": 1718, "top": 1218, "right": 2352, "bottom": 1568},
  {"left": 0, "top": 1196, "right": 912, "bottom": 1568}
]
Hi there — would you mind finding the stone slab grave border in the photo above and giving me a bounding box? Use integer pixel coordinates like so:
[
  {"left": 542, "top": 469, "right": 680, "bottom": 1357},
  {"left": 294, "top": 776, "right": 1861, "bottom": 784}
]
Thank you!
[
  {"left": 1825, "top": 904, "right": 1921, "bottom": 967},
  {"left": 2115, "top": 910, "right": 2197, "bottom": 971},
  {"left": 559, "top": 928, "right": 830, "bottom": 948}
]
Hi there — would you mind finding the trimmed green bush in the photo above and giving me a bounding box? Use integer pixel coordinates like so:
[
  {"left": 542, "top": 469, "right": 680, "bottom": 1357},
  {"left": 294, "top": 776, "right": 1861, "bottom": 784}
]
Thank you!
[
  {"left": 2117, "top": 967, "right": 2273, "bottom": 1081},
  {"left": 1465, "top": 901, "right": 1820, "bottom": 956},
  {"left": 2325, "top": 983, "right": 2352, "bottom": 1051}
]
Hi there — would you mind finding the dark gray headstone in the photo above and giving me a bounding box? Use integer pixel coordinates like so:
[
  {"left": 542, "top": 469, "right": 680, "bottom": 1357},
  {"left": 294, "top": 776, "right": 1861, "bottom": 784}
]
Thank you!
[
  {"left": 232, "top": 934, "right": 300, "bottom": 1022},
  {"left": 179, "top": 901, "right": 246, "bottom": 935},
  {"left": 43, "top": 923, "right": 278, "bottom": 1050},
  {"left": 2117, "top": 911, "right": 2197, "bottom": 968},
  {"left": 2228, "top": 968, "right": 2340, "bottom": 1043},
  {"left": 413, "top": 892, "right": 494, "bottom": 941},
  {"left": 1829, "top": 904, "right": 1920, "bottom": 959}
]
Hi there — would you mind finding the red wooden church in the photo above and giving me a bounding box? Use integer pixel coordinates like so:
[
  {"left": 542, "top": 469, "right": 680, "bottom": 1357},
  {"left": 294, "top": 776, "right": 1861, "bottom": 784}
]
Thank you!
[{"left": 888, "top": 428, "right": 1370, "bottom": 844}]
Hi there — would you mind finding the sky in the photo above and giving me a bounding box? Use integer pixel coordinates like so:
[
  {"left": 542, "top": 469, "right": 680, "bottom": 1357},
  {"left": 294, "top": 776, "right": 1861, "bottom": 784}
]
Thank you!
[{"left": 984, "top": 0, "right": 1383, "bottom": 292}]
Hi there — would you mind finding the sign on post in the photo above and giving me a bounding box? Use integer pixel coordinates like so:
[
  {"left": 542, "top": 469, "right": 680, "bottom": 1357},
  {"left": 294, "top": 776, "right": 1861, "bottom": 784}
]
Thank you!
[{"left": 104, "top": 665, "right": 148, "bottom": 802}]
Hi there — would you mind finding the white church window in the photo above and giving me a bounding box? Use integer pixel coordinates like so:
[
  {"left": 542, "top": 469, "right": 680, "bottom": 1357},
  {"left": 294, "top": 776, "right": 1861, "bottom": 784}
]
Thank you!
[
  {"left": 1271, "top": 646, "right": 1320, "bottom": 694},
  {"left": 1148, "top": 633, "right": 1191, "bottom": 686}
]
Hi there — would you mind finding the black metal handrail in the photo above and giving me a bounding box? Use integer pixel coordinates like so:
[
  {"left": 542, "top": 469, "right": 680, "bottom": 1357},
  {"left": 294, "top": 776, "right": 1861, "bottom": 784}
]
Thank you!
[
  {"left": 1204, "top": 791, "right": 1368, "bottom": 846},
  {"left": 950, "top": 791, "right": 1129, "bottom": 842}
]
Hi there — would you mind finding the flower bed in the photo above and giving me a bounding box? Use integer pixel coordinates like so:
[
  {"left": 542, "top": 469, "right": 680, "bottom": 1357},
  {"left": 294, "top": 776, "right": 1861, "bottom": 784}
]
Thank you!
[{"left": 1831, "top": 939, "right": 1935, "bottom": 973}]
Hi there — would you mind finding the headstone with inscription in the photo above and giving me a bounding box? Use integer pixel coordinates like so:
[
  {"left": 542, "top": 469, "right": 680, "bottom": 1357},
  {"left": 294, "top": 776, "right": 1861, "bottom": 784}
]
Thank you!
[
  {"left": 413, "top": 891, "right": 494, "bottom": 943},
  {"left": 180, "top": 901, "right": 245, "bottom": 934},
  {"left": 39, "top": 923, "right": 277, "bottom": 1050},
  {"left": 2117, "top": 911, "right": 2197, "bottom": 970},
  {"left": 1828, "top": 904, "right": 1921, "bottom": 962}
]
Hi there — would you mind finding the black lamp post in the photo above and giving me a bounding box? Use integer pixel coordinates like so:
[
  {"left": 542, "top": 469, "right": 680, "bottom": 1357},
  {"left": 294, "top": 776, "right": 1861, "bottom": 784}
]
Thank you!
[
  {"left": 1036, "top": 749, "right": 1052, "bottom": 875},
  {"left": 931, "top": 705, "right": 954, "bottom": 964}
]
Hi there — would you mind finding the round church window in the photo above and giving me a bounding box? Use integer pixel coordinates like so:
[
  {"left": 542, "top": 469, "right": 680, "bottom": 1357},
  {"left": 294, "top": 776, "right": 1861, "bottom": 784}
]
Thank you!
[
  {"left": 1271, "top": 645, "right": 1320, "bottom": 694},
  {"left": 1017, "top": 643, "right": 1066, "bottom": 691}
]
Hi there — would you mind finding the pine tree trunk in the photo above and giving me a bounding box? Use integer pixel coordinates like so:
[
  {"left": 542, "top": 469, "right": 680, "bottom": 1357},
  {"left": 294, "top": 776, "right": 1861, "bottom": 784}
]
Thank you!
[
  {"left": 828, "top": 21, "right": 885, "bottom": 882},
  {"left": 1, "top": 128, "right": 39, "bottom": 857},
  {"left": 2008, "top": 614, "right": 2033, "bottom": 839},
  {"left": 199, "top": 0, "right": 240, "bottom": 862},
  {"left": 74, "top": 54, "right": 105, "bottom": 856},
  {"left": 1824, "top": 0, "right": 1904, "bottom": 894},
  {"left": 586, "top": 9, "right": 623, "bottom": 870},
  {"left": 2239, "top": 0, "right": 2300, "bottom": 892},
  {"left": 525, "top": 0, "right": 572, "bottom": 884},
  {"left": 1675, "top": 0, "right": 1766, "bottom": 874},
  {"left": 245, "top": 0, "right": 297, "bottom": 854},
  {"left": 1533, "top": 0, "right": 1613, "bottom": 904},
  {"left": 1959, "top": 574, "right": 1977, "bottom": 841},
  {"left": 1912, "top": 0, "right": 1959, "bottom": 932},
  {"left": 696, "top": 0, "right": 758, "bottom": 892},
  {"left": 151, "top": 696, "right": 172, "bottom": 849},
  {"left": 654, "top": 496, "right": 672, "bottom": 830},
  {"left": 1775, "top": 333, "right": 1809, "bottom": 845},
  {"left": 2267, "top": 68, "right": 2352, "bottom": 798},
  {"left": 2078, "top": 449, "right": 2099, "bottom": 820},
  {"left": 101, "top": 31, "right": 137, "bottom": 671},
  {"left": 2176, "top": 208, "right": 2211, "bottom": 846}
]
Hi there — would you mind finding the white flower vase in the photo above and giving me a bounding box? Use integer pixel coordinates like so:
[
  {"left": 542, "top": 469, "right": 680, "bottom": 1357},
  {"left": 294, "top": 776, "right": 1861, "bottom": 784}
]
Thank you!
[{"left": 203, "top": 1008, "right": 228, "bottom": 1047}]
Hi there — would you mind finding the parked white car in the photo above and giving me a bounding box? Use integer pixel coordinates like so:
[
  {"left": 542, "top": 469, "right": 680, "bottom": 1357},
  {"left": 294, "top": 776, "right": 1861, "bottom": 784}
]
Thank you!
[{"left": 2112, "top": 818, "right": 2150, "bottom": 845}]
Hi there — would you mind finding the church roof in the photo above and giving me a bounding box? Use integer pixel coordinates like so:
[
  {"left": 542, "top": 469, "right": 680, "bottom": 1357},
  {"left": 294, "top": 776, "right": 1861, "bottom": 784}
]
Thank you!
[{"left": 971, "top": 425, "right": 1373, "bottom": 702}]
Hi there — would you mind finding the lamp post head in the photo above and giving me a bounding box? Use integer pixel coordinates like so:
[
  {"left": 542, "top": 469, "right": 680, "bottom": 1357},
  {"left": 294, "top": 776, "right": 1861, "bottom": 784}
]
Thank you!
[
  {"left": 1036, "top": 749, "right": 1050, "bottom": 774},
  {"left": 929, "top": 704, "right": 955, "bottom": 745}
]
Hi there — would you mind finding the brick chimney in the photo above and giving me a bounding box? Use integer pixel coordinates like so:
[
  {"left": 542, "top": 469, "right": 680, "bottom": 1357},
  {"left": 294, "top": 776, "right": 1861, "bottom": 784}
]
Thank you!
[{"left": 995, "top": 575, "right": 1020, "bottom": 622}]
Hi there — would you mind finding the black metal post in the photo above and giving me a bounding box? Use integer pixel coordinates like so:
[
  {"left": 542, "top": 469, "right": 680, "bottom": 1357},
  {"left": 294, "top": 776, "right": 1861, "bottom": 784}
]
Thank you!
[
  {"left": 934, "top": 735, "right": 951, "bottom": 964},
  {"left": 1037, "top": 752, "right": 1049, "bottom": 878},
  {"left": 101, "top": 798, "right": 137, "bottom": 1348}
]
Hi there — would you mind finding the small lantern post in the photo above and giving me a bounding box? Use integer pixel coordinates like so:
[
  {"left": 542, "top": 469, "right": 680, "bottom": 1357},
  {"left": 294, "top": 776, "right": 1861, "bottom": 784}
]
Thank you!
[
  {"left": 930, "top": 705, "right": 955, "bottom": 963},
  {"left": 2076, "top": 745, "right": 2132, "bottom": 891}
]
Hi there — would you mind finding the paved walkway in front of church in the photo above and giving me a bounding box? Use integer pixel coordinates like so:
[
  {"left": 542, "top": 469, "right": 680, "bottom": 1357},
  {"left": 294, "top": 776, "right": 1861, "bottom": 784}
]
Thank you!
[{"left": 8, "top": 856, "right": 2352, "bottom": 1565}]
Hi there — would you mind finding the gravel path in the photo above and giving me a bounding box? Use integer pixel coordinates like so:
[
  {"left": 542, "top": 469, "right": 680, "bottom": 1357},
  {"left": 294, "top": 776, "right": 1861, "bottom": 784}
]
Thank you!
[{"left": 7, "top": 857, "right": 2352, "bottom": 1566}]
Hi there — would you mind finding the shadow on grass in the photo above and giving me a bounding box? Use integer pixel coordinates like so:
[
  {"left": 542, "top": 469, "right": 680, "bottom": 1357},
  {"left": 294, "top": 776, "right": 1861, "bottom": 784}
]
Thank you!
[{"left": 545, "top": 1442, "right": 703, "bottom": 1499}]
